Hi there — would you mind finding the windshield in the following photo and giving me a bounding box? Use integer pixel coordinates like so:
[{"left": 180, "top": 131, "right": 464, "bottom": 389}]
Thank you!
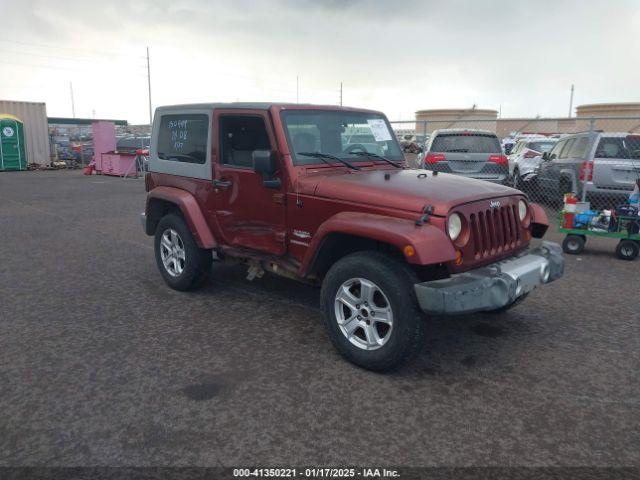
[{"left": 281, "top": 110, "right": 403, "bottom": 166}]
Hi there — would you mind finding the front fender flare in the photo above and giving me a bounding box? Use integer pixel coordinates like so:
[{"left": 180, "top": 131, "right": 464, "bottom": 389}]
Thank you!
[
  {"left": 529, "top": 202, "right": 549, "bottom": 238},
  {"left": 299, "top": 212, "right": 456, "bottom": 276},
  {"left": 146, "top": 186, "right": 217, "bottom": 249}
]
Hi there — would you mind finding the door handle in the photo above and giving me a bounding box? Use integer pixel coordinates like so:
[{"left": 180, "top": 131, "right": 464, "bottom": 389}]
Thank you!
[{"left": 213, "top": 178, "right": 232, "bottom": 188}]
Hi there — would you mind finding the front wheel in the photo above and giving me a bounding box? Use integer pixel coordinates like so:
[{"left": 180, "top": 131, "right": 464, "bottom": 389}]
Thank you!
[
  {"left": 562, "top": 235, "right": 586, "bottom": 255},
  {"left": 320, "top": 251, "right": 427, "bottom": 372},
  {"left": 154, "top": 213, "right": 212, "bottom": 291}
]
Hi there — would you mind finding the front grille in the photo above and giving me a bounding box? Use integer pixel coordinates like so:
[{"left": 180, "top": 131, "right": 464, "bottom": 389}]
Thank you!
[{"left": 469, "top": 205, "right": 521, "bottom": 258}]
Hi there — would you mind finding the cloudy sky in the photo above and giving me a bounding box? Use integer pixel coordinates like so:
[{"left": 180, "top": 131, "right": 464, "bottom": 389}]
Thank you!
[{"left": 1, "top": 0, "right": 638, "bottom": 124}]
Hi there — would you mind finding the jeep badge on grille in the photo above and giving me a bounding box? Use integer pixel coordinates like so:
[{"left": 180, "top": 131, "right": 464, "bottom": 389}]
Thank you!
[{"left": 489, "top": 200, "right": 501, "bottom": 209}]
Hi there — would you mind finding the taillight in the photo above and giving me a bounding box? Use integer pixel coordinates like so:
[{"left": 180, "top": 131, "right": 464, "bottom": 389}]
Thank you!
[
  {"left": 580, "top": 160, "right": 594, "bottom": 181},
  {"left": 425, "top": 153, "right": 446, "bottom": 164},
  {"left": 488, "top": 154, "right": 508, "bottom": 166},
  {"left": 523, "top": 150, "right": 540, "bottom": 158}
]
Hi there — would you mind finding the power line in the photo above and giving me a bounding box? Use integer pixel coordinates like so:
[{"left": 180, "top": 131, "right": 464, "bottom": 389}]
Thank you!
[
  {"left": 0, "top": 38, "right": 145, "bottom": 59},
  {"left": 0, "top": 58, "right": 147, "bottom": 76},
  {"left": 0, "top": 46, "right": 145, "bottom": 65}
]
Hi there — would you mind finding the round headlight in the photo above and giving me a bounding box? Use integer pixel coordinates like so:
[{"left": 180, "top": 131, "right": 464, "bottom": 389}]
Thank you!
[
  {"left": 518, "top": 200, "right": 528, "bottom": 221},
  {"left": 448, "top": 213, "right": 462, "bottom": 241}
]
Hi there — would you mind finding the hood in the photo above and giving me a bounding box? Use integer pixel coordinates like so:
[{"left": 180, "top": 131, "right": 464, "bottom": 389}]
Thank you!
[{"left": 301, "top": 169, "right": 521, "bottom": 216}]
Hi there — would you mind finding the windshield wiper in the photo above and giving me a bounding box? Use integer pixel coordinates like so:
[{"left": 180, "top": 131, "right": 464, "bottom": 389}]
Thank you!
[
  {"left": 348, "top": 151, "right": 402, "bottom": 168},
  {"left": 297, "top": 152, "right": 361, "bottom": 170}
]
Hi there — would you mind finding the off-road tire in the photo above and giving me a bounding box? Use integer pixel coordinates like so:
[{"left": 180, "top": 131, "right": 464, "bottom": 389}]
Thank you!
[
  {"left": 562, "top": 235, "right": 586, "bottom": 255},
  {"left": 615, "top": 239, "right": 639, "bottom": 261},
  {"left": 154, "top": 213, "right": 212, "bottom": 291},
  {"left": 320, "top": 251, "right": 427, "bottom": 372}
]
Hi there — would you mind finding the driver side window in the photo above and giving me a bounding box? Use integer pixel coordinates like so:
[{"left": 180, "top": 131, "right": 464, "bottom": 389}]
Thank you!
[
  {"left": 219, "top": 116, "right": 271, "bottom": 168},
  {"left": 548, "top": 140, "right": 564, "bottom": 160}
]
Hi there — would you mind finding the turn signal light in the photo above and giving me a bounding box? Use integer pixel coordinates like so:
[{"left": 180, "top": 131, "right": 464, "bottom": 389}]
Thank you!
[
  {"left": 403, "top": 245, "right": 416, "bottom": 257},
  {"left": 454, "top": 250, "right": 463, "bottom": 265}
]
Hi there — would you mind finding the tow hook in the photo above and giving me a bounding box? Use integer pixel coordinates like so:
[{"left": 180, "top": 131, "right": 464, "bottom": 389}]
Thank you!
[{"left": 415, "top": 205, "right": 434, "bottom": 226}]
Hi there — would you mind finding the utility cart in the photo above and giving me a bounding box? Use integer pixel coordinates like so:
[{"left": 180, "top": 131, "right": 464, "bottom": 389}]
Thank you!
[{"left": 560, "top": 210, "right": 640, "bottom": 260}]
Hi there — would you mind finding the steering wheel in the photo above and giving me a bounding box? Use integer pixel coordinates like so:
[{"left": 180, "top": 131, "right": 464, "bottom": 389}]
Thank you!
[{"left": 344, "top": 144, "right": 368, "bottom": 154}]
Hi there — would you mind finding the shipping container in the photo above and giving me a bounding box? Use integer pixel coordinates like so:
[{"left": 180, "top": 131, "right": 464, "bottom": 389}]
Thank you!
[
  {"left": 0, "top": 100, "right": 51, "bottom": 166},
  {"left": 0, "top": 114, "right": 27, "bottom": 171}
]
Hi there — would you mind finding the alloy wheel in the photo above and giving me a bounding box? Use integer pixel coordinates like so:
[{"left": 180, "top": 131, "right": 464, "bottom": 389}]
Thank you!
[
  {"left": 334, "top": 278, "right": 394, "bottom": 351},
  {"left": 160, "top": 228, "right": 186, "bottom": 277}
]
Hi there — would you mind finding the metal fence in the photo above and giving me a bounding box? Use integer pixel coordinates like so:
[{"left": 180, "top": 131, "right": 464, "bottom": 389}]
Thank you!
[{"left": 391, "top": 117, "right": 640, "bottom": 220}]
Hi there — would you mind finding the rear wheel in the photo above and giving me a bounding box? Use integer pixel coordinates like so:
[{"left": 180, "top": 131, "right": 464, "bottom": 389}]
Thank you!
[
  {"left": 154, "top": 213, "right": 212, "bottom": 291},
  {"left": 615, "top": 240, "right": 639, "bottom": 261},
  {"left": 562, "top": 235, "right": 586, "bottom": 255},
  {"left": 320, "top": 251, "right": 426, "bottom": 372}
]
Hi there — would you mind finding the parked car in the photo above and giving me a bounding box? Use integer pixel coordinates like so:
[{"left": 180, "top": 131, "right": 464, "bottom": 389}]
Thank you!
[
  {"left": 141, "top": 102, "right": 563, "bottom": 371},
  {"left": 534, "top": 132, "right": 640, "bottom": 208},
  {"left": 415, "top": 129, "right": 508, "bottom": 183},
  {"left": 508, "top": 137, "right": 558, "bottom": 189}
]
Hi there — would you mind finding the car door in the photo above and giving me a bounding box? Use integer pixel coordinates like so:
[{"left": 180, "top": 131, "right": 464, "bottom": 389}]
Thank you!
[
  {"left": 212, "top": 109, "right": 287, "bottom": 256},
  {"left": 591, "top": 135, "right": 639, "bottom": 192},
  {"left": 537, "top": 139, "right": 566, "bottom": 196},
  {"left": 566, "top": 136, "right": 590, "bottom": 193}
]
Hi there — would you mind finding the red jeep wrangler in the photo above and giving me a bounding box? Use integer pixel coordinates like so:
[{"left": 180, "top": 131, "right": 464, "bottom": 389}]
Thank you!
[{"left": 141, "top": 103, "right": 563, "bottom": 371}]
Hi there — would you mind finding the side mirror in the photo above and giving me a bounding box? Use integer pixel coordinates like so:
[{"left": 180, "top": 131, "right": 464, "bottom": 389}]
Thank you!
[
  {"left": 542, "top": 152, "right": 550, "bottom": 161},
  {"left": 253, "top": 150, "right": 276, "bottom": 174},
  {"left": 252, "top": 150, "right": 281, "bottom": 189}
]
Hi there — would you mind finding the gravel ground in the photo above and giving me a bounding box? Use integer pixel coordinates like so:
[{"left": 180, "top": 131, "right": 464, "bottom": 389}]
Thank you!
[{"left": 0, "top": 170, "right": 638, "bottom": 467}]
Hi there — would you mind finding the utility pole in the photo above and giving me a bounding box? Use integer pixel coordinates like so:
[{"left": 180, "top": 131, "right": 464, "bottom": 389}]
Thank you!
[
  {"left": 568, "top": 84, "right": 574, "bottom": 118},
  {"left": 296, "top": 75, "right": 299, "bottom": 103},
  {"left": 146, "top": 47, "right": 152, "bottom": 125},
  {"left": 70, "top": 82, "right": 76, "bottom": 118},
  {"left": 340, "top": 82, "right": 343, "bottom": 106}
]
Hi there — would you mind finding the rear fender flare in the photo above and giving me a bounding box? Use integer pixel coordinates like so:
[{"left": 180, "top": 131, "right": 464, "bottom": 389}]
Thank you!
[
  {"left": 299, "top": 212, "right": 456, "bottom": 276},
  {"left": 146, "top": 186, "right": 217, "bottom": 249}
]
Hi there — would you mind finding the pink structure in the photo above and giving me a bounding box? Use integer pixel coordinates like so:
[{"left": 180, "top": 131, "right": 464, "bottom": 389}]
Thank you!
[
  {"left": 91, "top": 120, "right": 139, "bottom": 177},
  {"left": 100, "top": 152, "right": 138, "bottom": 177},
  {"left": 91, "top": 121, "right": 116, "bottom": 172}
]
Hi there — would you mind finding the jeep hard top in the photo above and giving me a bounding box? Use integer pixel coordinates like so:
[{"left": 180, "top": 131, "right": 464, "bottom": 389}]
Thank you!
[{"left": 141, "top": 103, "right": 564, "bottom": 371}]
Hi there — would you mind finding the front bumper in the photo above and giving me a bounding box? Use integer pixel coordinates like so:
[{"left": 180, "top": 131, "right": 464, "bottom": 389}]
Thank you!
[{"left": 414, "top": 241, "right": 564, "bottom": 315}]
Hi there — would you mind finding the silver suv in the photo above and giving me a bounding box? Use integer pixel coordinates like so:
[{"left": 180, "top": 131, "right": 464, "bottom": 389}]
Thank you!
[
  {"left": 535, "top": 132, "right": 640, "bottom": 207},
  {"left": 415, "top": 129, "right": 508, "bottom": 183}
]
